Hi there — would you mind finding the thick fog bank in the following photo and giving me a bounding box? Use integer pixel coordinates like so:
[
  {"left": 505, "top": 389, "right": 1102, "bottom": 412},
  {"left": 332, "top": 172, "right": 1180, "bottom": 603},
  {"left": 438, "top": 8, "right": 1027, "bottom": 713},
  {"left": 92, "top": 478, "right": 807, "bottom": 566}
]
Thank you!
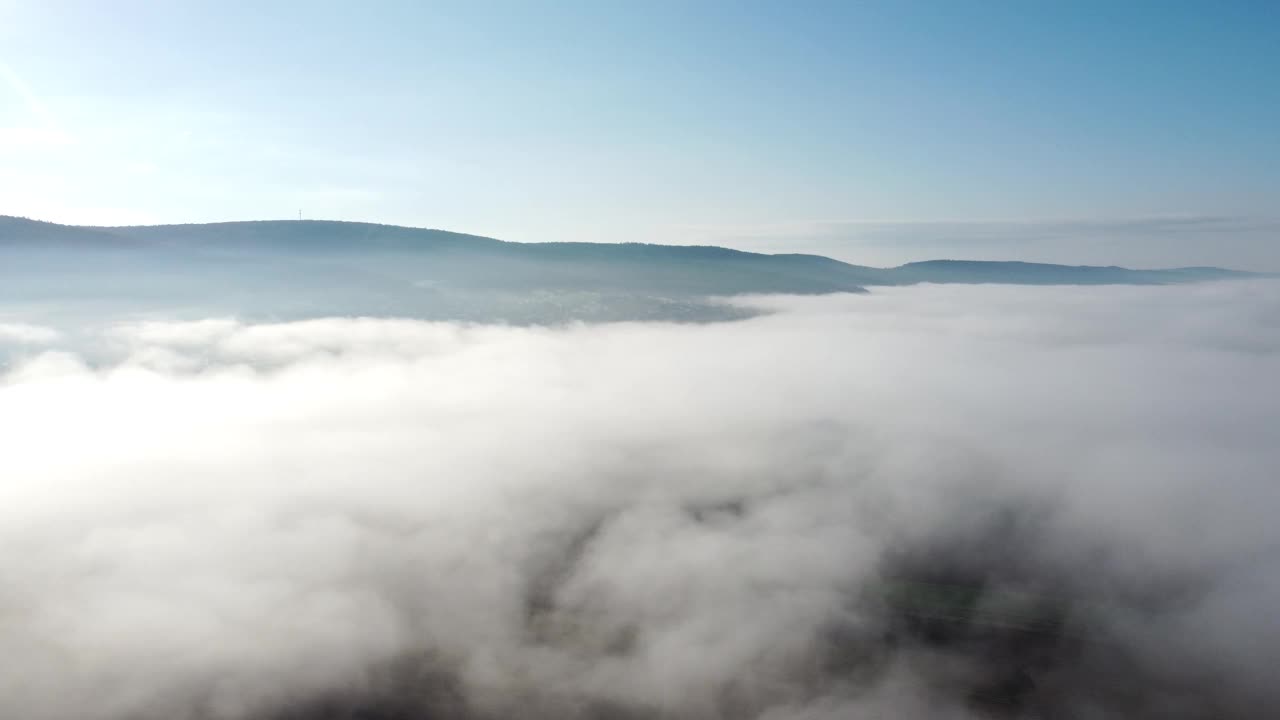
[{"left": 2, "top": 281, "right": 1278, "bottom": 719}]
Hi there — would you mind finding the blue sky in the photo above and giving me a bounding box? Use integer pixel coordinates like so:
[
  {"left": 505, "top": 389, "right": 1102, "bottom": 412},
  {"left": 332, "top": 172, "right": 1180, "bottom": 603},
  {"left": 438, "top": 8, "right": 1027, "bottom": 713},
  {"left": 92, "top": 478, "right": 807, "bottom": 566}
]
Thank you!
[{"left": 1, "top": 1, "right": 1277, "bottom": 267}]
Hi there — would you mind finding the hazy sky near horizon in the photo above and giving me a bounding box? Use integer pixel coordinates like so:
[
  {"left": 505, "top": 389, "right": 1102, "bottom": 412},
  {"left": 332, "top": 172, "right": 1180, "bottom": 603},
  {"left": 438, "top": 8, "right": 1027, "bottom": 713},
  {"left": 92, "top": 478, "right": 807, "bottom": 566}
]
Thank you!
[{"left": 1, "top": 1, "right": 1277, "bottom": 268}]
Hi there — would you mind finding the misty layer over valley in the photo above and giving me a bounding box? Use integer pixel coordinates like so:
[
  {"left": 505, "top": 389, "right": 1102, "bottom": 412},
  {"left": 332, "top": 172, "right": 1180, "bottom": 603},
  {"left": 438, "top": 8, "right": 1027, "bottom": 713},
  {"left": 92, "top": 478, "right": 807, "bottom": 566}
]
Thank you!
[
  {"left": 2, "top": 276, "right": 1279, "bottom": 719},
  {"left": 5, "top": 0, "right": 1277, "bottom": 716},
  {"left": 0, "top": 216, "right": 1259, "bottom": 327}
]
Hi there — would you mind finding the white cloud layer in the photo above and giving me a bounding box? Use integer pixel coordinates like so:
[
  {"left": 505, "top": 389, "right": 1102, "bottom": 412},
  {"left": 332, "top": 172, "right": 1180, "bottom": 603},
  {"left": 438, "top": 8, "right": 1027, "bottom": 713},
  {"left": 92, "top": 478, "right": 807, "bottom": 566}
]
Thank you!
[
  {"left": 0, "top": 321, "right": 60, "bottom": 344},
  {"left": 2, "top": 281, "right": 1279, "bottom": 719}
]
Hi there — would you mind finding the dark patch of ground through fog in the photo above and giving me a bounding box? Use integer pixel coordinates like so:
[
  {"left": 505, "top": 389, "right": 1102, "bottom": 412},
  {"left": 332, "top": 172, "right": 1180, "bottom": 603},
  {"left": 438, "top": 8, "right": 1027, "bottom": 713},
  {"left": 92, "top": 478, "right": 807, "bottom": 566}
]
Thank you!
[{"left": 245, "top": 502, "right": 1256, "bottom": 720}]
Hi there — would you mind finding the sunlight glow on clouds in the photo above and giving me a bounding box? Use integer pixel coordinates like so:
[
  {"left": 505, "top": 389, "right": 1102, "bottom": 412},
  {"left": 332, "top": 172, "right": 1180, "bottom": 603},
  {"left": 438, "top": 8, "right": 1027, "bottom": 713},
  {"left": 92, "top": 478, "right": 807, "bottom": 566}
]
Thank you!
[{"left": 0, "top": 322, "right": 60, "bottom": 344}]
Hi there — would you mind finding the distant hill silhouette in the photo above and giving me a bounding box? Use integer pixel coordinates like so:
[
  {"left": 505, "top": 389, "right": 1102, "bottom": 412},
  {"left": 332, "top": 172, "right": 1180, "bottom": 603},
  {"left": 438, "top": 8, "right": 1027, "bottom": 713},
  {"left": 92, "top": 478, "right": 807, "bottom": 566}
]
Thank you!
[{"left": 0, "top": 216, "right": 1263, "bottom": 323}]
